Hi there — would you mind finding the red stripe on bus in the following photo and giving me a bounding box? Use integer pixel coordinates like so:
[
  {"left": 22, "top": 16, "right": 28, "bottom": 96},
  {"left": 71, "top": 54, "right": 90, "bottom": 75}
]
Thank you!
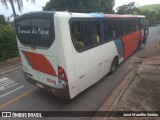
[
  {"left": 122, "top": 30, "right": 142, "bottom": 59},
  {"left": 23, "top": 51, "right": 57, "bottom": 77}
]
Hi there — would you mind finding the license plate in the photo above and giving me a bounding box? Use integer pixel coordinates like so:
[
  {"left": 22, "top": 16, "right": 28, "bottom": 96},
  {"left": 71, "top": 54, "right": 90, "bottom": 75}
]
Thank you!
[{"left": 36, "top": 83, "right": 43, "bottom": 88}]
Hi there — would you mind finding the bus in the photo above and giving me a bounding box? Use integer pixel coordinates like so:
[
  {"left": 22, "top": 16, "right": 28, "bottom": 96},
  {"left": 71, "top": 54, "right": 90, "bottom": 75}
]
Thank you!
[{"left": 14, "top": 11, "right": 148, "bottom": 99}]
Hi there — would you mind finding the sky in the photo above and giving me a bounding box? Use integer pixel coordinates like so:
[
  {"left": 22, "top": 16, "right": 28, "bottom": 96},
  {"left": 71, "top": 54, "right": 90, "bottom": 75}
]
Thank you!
[{"left": 0, "top": 0, "right": 160, "bottom": 18}]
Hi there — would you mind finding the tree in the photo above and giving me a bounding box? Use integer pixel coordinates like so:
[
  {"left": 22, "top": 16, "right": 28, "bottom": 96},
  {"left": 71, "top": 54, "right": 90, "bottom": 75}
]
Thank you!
[
  {"left": 0, "top": 0, "right": 35, "bottom": 19},
  {"left": 0, "top": 15, "right": 6, "bottom": 24},
  {"left": 43, "top": 0, "right": 115, "bottom": 13},
  {"left": 116, "top": 2, "right": 140, "bottom": 14},
  {"left": 101, "top": 0, "right": 115, "bottom": 13},
  {"left": 157, "top": 10, "right": 160, "bottom": 22},
  {"left": 141, "top": 10, "right": 157, "bottom": 24},
  {"left": 116, "top": 3, "right": 160, "bottom": 24}
]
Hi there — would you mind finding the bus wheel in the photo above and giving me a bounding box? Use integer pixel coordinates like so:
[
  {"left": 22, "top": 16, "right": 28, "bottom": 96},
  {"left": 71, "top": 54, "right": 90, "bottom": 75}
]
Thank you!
[{"left": 109, "top": 57, "right": 118, "bottom": 74}]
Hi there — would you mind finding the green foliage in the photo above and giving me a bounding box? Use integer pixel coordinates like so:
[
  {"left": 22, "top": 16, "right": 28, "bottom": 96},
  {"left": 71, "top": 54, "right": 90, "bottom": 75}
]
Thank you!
[
  {"left": 102, "top": 0, "right": 115, "bottom": 13},
  {"left": 0, "top": 24, "right": 19, "bottom": 61},
  {"left": 0, "top": 15, "right": 7, "bottom": 24},
  {"left": 139, "top": 4, "right": 160, "bottom": 23},
  {"left": 139, "top": 4, "right": 160, "bottom": 12},
  {"left": 116, "top": 3, "right": 160, "bottom": 24},
  {"left": 140, "top": 10, "right": 158, "bottom": 23},
  {"left": 43, "top": 0, "right": 115, "bottom": 13},
  {"left": 116, "top": 2, "right": 140, "bottom": 15}
]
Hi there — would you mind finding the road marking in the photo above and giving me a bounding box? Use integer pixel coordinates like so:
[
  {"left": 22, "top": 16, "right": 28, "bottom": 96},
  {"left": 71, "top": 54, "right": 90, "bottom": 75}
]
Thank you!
[
  {"left": 0, "top": 83, "right": 19, "bottom": 91},
  {"left": 0, "top": 80, "right": 15, "bottom": 87},
  {"left": 0, "top": 77, "right": 15, "bottom": 87},
  {"left": 0, "top": 79, "right": 14, "bottom": 84},
  {"left": 0, "top": 78, "right": 11, "bottom": 84},
  {"left": 0, "top": 86, "right": 24, "bottom": 98},
  {"left": 0, "top": 87, "right": 37, "bottom": 109},
  {"left": 0, "top": 77, "right": 8, "bottom": 83},
  {"left": 0, "top": 77, "right": 24, "bottom": 98}
]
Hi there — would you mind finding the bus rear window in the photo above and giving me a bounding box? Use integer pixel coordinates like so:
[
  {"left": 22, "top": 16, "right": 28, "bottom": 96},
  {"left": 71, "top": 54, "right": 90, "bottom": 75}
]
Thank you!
[{"left": 15, "top": 19, "right": 54, "bottom": 48}]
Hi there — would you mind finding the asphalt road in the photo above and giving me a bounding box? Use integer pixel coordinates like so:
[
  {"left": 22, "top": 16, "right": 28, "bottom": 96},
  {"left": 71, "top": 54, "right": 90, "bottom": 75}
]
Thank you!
[{"left": 0, "top": 26, "right": 160, "bottom": 120}]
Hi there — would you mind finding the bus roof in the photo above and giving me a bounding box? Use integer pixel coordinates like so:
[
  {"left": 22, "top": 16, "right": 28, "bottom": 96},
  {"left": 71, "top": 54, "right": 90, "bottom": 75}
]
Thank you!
[
  {"left": 59, "top": 11, "right": 145, "bottom": 18},
  {"left": 70, "top": 12, "right": 145, "bottom": 18},
  {"left": 15, "top": 11, "right": 145, "bottom": 21}
]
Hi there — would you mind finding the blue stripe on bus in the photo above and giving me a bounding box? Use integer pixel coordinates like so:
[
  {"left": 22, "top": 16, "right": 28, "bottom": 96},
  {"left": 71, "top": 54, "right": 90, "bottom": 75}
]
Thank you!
[
  {"left": 114, "top": 38, "right": 124, "bottom": 58},
  {"left": 89, "top": 13, "right": 104, "bottom": 18}
]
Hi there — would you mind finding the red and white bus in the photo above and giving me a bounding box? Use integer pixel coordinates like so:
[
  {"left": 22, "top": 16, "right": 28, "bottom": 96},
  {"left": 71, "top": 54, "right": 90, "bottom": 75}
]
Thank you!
[{"left": 15, "top": 11, "right": 148, "bottom": 99}]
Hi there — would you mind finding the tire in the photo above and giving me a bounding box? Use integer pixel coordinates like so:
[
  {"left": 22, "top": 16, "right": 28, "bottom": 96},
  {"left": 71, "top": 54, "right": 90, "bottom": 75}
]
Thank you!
[{"left": 109, "top": 57, "right": 118, "bottom": 74}]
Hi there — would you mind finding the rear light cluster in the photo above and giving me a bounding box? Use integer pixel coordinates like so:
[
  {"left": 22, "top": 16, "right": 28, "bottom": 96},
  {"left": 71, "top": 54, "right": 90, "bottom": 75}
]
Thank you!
[{"left": 58, "top": 66, "right": 68, "bottom": 88}]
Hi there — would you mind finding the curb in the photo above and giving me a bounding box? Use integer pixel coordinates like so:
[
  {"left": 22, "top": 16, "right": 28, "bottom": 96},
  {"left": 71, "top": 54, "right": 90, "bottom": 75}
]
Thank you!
[
  {"left": 91, "top": 69, "right": 137, "bottom": 120},
  {"left": 0, "top": 57, "right": 22, "bottom": 77},
  {"left": 0, "top": 57, "right": 21, "bottom": 64},
  {"left": 0, "top": 67, "right": 22, "bottom": 77}
]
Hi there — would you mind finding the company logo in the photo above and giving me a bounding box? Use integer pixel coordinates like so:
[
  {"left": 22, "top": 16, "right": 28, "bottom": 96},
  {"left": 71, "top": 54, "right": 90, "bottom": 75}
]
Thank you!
[
  {"left": 2, "top": 112, "right": 11, "bottom": 117},
  {"left": 1, "top": 112, "right": 42, "bottom": 118}
]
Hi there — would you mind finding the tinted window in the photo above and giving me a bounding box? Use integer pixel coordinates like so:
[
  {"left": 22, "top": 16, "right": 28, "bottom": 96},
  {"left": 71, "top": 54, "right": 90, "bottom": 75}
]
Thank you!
[
  {"left": 121, "top": 20, "right": 126, "bottom": 35},
  {"left": 71, "top": 21, "right": 85, "bottom": 50},
  {"left": 135, "top": 19, "right": 139, "bottom": 31},
  {"left": 138, "top": 18, "right": 144, "bottom": 30},
  {"left": 71, "top": 19, "right": 101, "bottom": 52},
  {"left": 116, "top": 20, "right": 123, "bottom": 37},
  {"left": 133, "top": 19, "right": 137, "bottom": 31},
  {"left": 16, "top": 19, "right": 54, "bottom": 48},
  {"left": 83, "top": 20, "right": 101, "bottom": 47},
  {"left": 129, "top": 19, "right": 134, "bottom": 32},
  {"left": 103, "top": 20, "right": 116, "bottom": 42}
]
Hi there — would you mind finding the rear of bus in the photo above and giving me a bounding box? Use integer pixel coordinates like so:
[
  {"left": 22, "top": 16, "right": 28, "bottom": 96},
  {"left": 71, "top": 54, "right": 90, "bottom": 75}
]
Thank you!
[{"left": 14, "top": 12, "right": 70, "bottom": 99}]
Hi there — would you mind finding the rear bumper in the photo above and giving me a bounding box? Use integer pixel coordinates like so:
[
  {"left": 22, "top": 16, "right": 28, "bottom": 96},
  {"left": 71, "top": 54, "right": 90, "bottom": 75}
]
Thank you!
[{"left": 24, "top": 74, "right": 70, "bottom": 99}]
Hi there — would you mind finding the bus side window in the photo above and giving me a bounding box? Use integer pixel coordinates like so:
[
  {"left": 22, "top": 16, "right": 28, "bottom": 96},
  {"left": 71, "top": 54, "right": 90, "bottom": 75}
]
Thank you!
[
  {"left": 71, "top": 21, "right": 84, "bottom": 51},
  {"left": 133, "top": 19, "right": 137, "bottom": 31},
  {"left": 138, "top": 18, "right": 144, "bottom": 30},
  {"left": 115, "top": 20, "right": 119, "bottom": 37},
  {"left": 127, "top": 19, "right": 133, "bottom": 33},
  {"left": 122, "top": 20, "right": 126, "bottom": 35},
  {"left": 103, "top": 19, "right": 115, "bottom": 42},
  {"left": 83, "top": 20, "right": 100, "bottom": 47},
  {"left": 135, "top": 19, "right": 139, "bottom": 31}
]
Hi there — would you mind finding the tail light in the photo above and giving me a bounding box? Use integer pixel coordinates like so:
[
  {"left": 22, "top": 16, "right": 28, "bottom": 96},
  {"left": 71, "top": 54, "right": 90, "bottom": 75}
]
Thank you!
[
  {"left": 58, "top": 66, "right": 68, "bottom": 88},
  {"left": 58, "top": 66, "right": 68, "bottom": 82}
]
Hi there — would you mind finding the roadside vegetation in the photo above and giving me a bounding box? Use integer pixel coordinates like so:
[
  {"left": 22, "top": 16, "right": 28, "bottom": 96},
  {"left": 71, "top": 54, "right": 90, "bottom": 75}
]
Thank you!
[
  {"left": 139, "top": 4, "right": 160, "bottom": 25},
  {"left": 0, "top": 15, "right": 18, "bottom": 61},
  {"left": 139, "top": 4, "right": 160, "bottom": 12},
  {"left": 116, "top": 3, "right": 160, "bottom": 25},
  {"left": 43, "top": 0, "right": 160, "bottom": 24},
  {"left": 0, "top": 0, "right": 35, "bottom": 61},
  {"left": 43, "top": 0, "right": 115, "bottom": 13}
]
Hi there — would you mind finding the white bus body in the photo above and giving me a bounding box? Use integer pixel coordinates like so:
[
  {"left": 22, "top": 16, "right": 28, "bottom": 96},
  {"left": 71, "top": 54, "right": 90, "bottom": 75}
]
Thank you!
[{"left": 15, "top": 11, "right": 146, "bottom": 99}]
